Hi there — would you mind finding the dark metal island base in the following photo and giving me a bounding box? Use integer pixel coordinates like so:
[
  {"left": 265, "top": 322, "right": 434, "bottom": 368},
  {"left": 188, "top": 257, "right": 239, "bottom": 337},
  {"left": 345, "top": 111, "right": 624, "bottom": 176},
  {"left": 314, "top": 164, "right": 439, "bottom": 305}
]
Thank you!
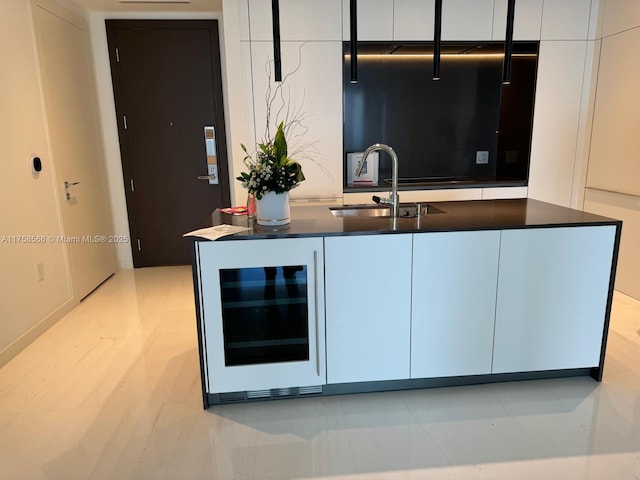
[{"left": 189, "top": 199, "right": 622, "bottom": 408}]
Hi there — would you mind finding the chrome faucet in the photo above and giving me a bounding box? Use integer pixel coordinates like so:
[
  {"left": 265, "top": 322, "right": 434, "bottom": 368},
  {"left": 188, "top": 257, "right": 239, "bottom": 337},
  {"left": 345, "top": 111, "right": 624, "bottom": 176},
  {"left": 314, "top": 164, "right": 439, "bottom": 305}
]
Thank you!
[{"left": 355, "top": 143, "right": 400, "bottom": 217}]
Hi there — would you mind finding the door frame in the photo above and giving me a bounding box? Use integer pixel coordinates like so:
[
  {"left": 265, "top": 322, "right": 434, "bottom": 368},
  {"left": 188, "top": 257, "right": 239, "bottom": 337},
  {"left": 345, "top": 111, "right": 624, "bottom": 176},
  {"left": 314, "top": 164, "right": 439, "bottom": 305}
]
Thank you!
[
  {"left": 105, "top": 19, "right": 230, "bottom": 267},
  {"left": 32, "top": 0, "right": 117, "bottom": 298}
]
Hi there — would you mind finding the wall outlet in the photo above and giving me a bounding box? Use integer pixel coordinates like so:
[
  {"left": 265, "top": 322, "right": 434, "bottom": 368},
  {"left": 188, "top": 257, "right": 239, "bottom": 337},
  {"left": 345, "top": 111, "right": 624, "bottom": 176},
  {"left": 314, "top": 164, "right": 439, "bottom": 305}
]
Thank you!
[
  {"left": 36, "top": 262, "right": 44, "bottom": 282},
  {"left": 476, "top": 151, "right": 489, "bottom": 165}
]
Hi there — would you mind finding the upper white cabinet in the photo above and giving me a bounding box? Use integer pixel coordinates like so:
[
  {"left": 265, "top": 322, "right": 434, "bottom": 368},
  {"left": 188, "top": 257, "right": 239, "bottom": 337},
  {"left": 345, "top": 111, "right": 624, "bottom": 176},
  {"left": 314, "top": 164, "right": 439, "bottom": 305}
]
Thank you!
[
  {"left": 249, "top": 0, "right": 342, "bottom": 41},
  {"left": 246, "top": 0, "right": 594, "bottom": 42},
  {"left": 493, "top": 226, "right": 616, "bottom": 374},
  {"left": 342, "top": 0, "right": 394, "bottom": 41},
  {"left": 441, "top": 0, "right": 494, "bottom": 40},
  {"left": 493, "top": 0, "right": 543, "bottom": 40},
  {"left": 528, "top": 40, "right": 588, "bottom": 207},
  {"left": 347, "top": 0, "right": 494, "bottom": 42},
  {"left": 541, "top": 0, "right": 592, "bottom": 40},
  {"left": 248, "top": 41, "right": 343, "bottom": 199},
  {"left": 394, "top": 0, "right": 434, "bottom": 41},
  {"left": 325, "top": 234, "right": 413, "bottom": 384},
  {"left": 394, "top": 0, "right": 495, "bottom": 41},
  {"left": 411, "top": 230, "right": 501, "bottom": 378}
]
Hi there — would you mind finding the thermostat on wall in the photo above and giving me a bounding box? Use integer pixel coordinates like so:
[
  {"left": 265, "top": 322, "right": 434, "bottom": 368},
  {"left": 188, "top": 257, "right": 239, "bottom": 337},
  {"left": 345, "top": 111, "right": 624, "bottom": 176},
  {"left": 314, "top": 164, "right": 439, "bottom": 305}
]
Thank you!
[{"left": 30, "top": 154, "right": 43, "bottom": 177}]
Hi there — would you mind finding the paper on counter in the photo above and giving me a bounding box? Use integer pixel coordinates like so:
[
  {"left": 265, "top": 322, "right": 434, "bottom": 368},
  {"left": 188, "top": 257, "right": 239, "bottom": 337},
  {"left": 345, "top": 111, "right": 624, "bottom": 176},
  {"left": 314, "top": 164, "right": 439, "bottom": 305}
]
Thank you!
[{"left": 183, "top": 224, "right": 251, "bottom": 241}]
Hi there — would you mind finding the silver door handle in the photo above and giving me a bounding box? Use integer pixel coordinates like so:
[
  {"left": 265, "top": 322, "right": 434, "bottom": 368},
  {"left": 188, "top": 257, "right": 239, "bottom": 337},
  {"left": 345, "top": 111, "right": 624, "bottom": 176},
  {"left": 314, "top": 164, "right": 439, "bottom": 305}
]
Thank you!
[
  {"left": 314, "top": 250, "right": 320, "bottom": 377},
  {"left": 198, "top": 163, "right": 218, "bottom": 184}
]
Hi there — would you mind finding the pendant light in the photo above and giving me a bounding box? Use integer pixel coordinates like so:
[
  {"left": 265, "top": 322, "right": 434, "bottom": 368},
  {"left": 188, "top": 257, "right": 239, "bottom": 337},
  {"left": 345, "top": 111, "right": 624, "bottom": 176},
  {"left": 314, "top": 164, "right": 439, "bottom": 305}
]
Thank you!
[
  {"left": 272, "top": 0, "right": 282, "bottom": 82},
  {"left": 433, "top": 0, "right": 442, "bottom": 80},
  {"left": 502, "top": 0, "right": 516, "bottom": 84},
  {"left": 350, "top": 0, "right": 358, "bottom": 83}
]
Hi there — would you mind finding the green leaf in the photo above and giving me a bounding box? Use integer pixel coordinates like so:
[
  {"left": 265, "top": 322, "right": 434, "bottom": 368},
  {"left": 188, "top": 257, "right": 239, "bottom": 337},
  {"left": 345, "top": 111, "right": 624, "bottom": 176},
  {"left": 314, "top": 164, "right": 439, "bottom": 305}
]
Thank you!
[
  {"left": 288, "top": 161, "right": 305, "bottom": 183},
  {"left": 273, "top": 121, "right": 288, "bottom": 165}
]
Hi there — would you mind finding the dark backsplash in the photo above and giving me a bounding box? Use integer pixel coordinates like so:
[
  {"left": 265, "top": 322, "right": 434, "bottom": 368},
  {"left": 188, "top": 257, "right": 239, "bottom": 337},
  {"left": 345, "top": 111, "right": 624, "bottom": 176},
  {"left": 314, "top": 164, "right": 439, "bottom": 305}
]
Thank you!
[{"left": 343, "top": 41, "right": 538, "bottom": 190}]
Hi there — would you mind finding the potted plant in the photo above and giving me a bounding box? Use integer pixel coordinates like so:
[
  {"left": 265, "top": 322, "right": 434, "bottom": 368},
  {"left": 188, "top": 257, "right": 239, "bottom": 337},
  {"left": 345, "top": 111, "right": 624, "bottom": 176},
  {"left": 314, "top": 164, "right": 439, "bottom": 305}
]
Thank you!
[
  {"left": 237, "top": 121, "right": 305, "bottom": 226},
  {"left": 237, "top": 49, "right": 332, "bottom": 226}
]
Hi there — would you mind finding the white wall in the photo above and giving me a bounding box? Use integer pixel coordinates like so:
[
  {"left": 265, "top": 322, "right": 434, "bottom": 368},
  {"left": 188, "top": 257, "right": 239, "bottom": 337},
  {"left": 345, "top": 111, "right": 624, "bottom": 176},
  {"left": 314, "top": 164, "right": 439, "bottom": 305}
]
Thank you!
[
  {"left": 0, "top": 0, "right": 75, "bottom": 366},
  {"left": 582, "top": 0, "right": 640, "bottom": 299}
]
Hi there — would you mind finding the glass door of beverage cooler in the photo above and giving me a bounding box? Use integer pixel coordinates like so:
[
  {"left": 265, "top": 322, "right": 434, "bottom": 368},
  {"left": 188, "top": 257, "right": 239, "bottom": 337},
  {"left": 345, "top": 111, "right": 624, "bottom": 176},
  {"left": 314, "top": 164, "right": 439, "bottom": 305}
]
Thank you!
[
  {"left": 196, "top": 237, "right": 326, "bottom": 394},
  {"left": 220, "top": 265, "right": 309, "bottom": 366}
]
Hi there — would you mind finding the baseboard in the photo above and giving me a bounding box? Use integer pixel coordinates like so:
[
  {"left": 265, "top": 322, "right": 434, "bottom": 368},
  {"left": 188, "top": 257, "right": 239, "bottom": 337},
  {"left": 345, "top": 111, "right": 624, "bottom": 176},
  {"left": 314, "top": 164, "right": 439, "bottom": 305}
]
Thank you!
[{"left": 0, "top": 297, "right": 78, "bottom": 369}]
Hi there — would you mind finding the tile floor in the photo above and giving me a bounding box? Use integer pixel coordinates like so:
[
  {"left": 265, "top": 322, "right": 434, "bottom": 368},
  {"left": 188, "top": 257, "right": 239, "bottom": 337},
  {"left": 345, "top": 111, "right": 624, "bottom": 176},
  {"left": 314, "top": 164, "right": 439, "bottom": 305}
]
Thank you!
[{"left": 1, "top": 266, "right": 640, "bottom": 479}]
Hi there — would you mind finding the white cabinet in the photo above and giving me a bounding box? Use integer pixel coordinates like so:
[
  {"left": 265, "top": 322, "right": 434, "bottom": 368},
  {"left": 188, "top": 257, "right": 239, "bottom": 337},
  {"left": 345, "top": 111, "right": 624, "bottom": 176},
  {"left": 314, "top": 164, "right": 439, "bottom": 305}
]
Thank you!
[
  {"left": 528, "top": 40, "right": 588, "bottom": 207},
  {"left": 193, "top": 218, "right": 618, "bottom": 401},
  {"left": 196, "top": 237, "right": 325, "bottom": 393},
  {"left": 492, "top": 0, "right": 543, "bottom": 40},
  {"left": 393, "top": 0, "right": 494, "bottom": 41},
  {"left": 540, "top": 0, "right": 592, "bottom": 41},
  {"left": 248, "top": 41, "right": 343, "bottom": 199},
  {"left": 342, "top": 0, "right": 394, "bottom": 41},
  {"left": 493, "top": 226, "right": 617, "bottom": 374},
  {"left": 411, "top": 231, "right": 501, "bottom": 378},
  {"left": 441, "top": 0, "right": 494, "bottom": 40},
  {"left": 344, "top": 0, "right": 498, "bottom": 42},
  {"left": 394, "top": 0, "right": 434, "bottom": 41},
  {"left": 248, "top": 0, "right": 342, "bottom": 41},
  {"left": 325, "top": 234, "right": 412, "bottom": 383}
]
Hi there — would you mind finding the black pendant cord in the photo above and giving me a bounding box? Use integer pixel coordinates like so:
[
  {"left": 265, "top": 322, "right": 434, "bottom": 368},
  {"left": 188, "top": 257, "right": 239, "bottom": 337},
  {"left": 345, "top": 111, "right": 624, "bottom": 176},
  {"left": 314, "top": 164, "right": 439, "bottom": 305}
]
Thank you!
[
  {"left": 350, "top": 0, "right": 357, "bottom": 83},
  {"left": 433, "top": 0, "right": 442, "bottom": 80},
  {"left": 503, "top": 0, "right": 516, "bottom": 84},
  {"left": 272, "top": 0, "right": 282, "bottom": 82}
]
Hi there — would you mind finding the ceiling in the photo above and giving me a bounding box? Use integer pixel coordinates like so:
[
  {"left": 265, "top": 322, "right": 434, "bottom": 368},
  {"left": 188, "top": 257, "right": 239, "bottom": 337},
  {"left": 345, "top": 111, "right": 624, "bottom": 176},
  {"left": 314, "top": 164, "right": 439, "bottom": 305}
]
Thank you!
[{"left": 69, "top": 0, "right": 222, "bottom": 13}]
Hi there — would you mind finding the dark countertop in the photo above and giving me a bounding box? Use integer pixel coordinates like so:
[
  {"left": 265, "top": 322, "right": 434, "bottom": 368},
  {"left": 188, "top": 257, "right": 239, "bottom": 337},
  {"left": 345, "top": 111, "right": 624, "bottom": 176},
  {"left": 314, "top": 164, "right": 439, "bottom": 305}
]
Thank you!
[{"left": 196, "top": 199, "right": 621, "bottom": 241}]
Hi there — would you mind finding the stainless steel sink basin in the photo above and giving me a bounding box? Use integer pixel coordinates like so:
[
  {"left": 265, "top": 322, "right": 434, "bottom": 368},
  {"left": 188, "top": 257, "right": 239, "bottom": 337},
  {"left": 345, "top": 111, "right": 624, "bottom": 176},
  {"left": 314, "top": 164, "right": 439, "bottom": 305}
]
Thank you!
[
  {"left": 330, "top": 203, "right": 443, "bottom": 218},
  {"left": 329, "top": 205, "right": 391, "bottom": 217}
]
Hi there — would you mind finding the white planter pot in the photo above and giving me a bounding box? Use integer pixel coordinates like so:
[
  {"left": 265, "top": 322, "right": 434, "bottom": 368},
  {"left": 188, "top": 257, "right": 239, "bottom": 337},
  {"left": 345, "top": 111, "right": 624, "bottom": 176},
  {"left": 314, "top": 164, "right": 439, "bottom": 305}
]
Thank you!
[{"left": 256, "top": 191, "right": 290, "bottom": 226}]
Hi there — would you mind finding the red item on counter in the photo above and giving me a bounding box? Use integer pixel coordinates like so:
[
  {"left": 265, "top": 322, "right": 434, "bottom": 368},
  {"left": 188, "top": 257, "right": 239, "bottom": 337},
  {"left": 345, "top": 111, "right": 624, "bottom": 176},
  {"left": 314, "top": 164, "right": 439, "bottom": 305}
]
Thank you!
[{"left": 218, "top": 206, "right": 248, "bottom": 215}]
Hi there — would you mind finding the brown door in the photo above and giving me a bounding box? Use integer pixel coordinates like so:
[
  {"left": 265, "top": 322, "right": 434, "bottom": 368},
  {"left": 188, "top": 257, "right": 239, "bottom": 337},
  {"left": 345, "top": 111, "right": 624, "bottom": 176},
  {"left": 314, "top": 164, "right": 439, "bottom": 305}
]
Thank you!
[{"left": 106, "top": 20, "right": 230, "bottom": 267}]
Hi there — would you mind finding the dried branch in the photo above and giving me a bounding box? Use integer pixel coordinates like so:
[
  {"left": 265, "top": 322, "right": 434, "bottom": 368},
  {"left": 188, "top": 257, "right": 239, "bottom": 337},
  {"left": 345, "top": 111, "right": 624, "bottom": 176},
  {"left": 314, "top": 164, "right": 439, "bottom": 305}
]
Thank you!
[{"left": 251, "top": 43, "right": 334, "bottom": 183}]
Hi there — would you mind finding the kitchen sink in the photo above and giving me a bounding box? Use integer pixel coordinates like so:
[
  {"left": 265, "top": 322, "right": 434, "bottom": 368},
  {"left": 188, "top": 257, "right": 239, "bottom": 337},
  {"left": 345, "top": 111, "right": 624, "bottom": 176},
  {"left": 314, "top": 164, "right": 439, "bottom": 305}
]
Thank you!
[
  {"left": 329, "top": 206, "right": 391, "bottom": 217},
  {"left": 330, "top": 203, "right": 444, "bottom": 218}
]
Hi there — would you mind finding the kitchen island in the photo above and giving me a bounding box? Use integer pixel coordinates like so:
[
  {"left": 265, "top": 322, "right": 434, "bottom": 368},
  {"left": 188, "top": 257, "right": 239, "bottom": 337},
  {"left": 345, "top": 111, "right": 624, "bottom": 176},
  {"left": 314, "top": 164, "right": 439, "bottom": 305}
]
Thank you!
[{"left": 190, "top": 199, "right": 621, "bottom": 407}]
